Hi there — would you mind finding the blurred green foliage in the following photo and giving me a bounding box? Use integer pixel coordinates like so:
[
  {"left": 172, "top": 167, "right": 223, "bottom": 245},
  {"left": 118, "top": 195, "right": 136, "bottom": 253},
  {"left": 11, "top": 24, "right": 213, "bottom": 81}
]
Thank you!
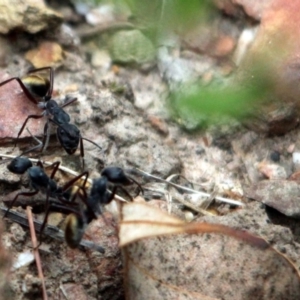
[
  {"left": 81, "top": 0, "right": 213, "bottom": 37},
  {"left": 125, "top": 0, "right": 213, "bottom": 30},
  {"left": 170, "top": 80, "right": 270, "bottom": 130},
  {"left": 81, "top": 0, "right": 274, "bottom": 129},
  {"left": 171, "top": 55, "right": 277, "bottom": 129}
]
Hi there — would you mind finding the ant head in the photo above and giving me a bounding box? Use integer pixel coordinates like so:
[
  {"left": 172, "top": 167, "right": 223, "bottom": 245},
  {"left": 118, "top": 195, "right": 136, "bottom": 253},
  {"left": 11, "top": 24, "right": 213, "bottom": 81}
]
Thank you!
[
  {"left": 7, "top": 157, "right": 33, "bottom": 174},
  {"left": 101, "top": 167, "right": 143, "bottom": 197},
  {"left": 56, "top": 123, "right": 80, "bottom": 155},
  {"left": 101, "top": 167, "right": 132, "bottom": 186}
]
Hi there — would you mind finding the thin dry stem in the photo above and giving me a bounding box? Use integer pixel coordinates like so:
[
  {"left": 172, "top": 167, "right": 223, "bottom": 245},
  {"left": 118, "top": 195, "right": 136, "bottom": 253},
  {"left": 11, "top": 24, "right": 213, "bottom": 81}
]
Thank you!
[
  {"left": 135, "top": 168, "right": 245, "bottom": 207},
  {"left": 26, "top": 206, "right": 48, "bottom": 300}
]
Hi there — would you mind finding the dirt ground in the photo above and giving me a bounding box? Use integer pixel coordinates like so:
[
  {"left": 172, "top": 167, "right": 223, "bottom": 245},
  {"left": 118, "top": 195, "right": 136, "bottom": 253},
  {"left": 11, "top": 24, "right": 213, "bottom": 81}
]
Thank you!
[{"left": 0, "top": 1, "right": 300, "bottom": 299}]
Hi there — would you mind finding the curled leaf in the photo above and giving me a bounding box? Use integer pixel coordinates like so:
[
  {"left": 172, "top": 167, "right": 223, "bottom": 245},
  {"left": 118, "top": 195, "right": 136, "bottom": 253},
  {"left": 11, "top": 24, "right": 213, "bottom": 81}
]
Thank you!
[{"left": 120, "top": 203, "right": 300, "bottom": 300}]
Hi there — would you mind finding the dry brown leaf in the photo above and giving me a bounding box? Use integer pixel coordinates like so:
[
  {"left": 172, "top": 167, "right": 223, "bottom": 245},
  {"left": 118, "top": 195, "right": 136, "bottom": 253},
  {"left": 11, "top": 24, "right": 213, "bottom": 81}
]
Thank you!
[{"left": 120, "top": 202, "right": 300, "bottom": 300}]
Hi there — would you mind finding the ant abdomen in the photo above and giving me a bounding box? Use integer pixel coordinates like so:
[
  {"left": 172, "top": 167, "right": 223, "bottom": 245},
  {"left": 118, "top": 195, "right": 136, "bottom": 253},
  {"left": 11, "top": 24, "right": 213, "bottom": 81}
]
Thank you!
[{"left": 64, "top": 213, "right": 86, "bottom": 249}]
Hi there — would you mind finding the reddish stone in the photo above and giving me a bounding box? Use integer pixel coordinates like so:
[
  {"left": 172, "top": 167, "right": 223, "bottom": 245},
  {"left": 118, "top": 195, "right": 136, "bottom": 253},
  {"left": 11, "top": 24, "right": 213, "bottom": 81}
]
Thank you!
[
  {"left": 238, "top": 1, "right": 300, "bottom": 134},
  {"left": 183, "top": 25, "right": 236, "bottom": 59},
  {"left": 211, "top": 35, "right": 236, "bottom": 57},
  {"left": 0, "top": 72, "right": 45, "bottom": 142},
  {"left": 242, "top": 0, "right": 300, "bottom": 99}
]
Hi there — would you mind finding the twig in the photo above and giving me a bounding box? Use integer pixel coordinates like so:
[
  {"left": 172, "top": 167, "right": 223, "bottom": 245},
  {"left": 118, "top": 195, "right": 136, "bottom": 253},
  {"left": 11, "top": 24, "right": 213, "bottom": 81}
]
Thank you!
[
  {"left": 59, "top": 282, "right": 69, "bottom": 299},
  {"left": 76, "top": 21, "right": 135, "bottom": 38},
  {"left": 171, "top": 191, "right": 215, "bottom": 216},
  {"left": 26, "top": 206, "right": 48, "bottom": 300},
  {"left": 135, "top": 168, "right": 245, "bottom": 207},
  {"left": 0, "top": 205, "right": 105, "bottom": 253}
]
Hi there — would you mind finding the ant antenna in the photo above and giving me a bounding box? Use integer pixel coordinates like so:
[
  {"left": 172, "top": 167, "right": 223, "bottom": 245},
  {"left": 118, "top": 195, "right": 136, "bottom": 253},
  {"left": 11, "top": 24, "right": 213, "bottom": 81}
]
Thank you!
[{"left": 81, "top": 137, "right": 102, "bottom": 151}]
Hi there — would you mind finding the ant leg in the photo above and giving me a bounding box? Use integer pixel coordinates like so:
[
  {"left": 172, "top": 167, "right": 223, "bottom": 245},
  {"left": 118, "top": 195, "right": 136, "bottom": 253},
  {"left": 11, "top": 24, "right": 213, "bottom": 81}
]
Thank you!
[
  {"left": 36, "top": 203, "right": 50, "bottom": 247},
  {"left": 79, "top": 137, "right": 85, "bottom": 170},
  {"left": 19, "top": 128, "right": 43, "bottom": 156},
  {"left": 41, "top": 120, "right": 51, "bottom": 152},
  {"left": 35, "top": 160, "right": 60, "bottom": 175},
  {"left": 48, "top": 161, "right": 61, "bottom": 179},
  {"left": 15, "top": 114, "right": 44, "bottom": 147},
  {"left": 37, "top": 193, "right": 51, "bottom": 247},
  {"left": 13, "top": 126, "right": 44, "bottom": 159},
  {"left": 114, "top": 186, "right": 133, "bottom": 202},
  {"left": 61, "top": 171, "right": 89, "bottom": 203},
  {"left": 106, "top": 186, "right": 118, "bottom": 204},
  {"left": 36, "top": 160, "right": 45, "bottom": 169},
  {"left": 0, "top": 77, "right": 38, "bottom": 104},
  {"left": 3, "top": 190, "right": 38, "bottom": 218},
  {"left": 96, "top": 186, "right": 118, "bottom": 226},
  {"left": 27, "top": 67, "right": 53, "bottom": 74},
  {"left": 35, "top": 159, "right": 61, "bottom": 180},
  {"left": 37, "top": 199, "right": 81, "bottom": 246},
  {"left": 47, "top": 202, "right": 82, "bottom": 215},
  {"left": 27, "top": 67, "right": 53, "bottom": 97},
  {"left": 61, "top": 171, "right": 89, "bottom": 192},
  {"left": 80, "top": 137, "right": 103, "bottom": 170},
  {"left": 127, "top": 175, "right": 144, "bottom": 197},
  {"left": 60, "top": 171, "right": 101, "bottom": 220},
  {"left": 81, "top": 137, "right": 102, "bottom": 151}
]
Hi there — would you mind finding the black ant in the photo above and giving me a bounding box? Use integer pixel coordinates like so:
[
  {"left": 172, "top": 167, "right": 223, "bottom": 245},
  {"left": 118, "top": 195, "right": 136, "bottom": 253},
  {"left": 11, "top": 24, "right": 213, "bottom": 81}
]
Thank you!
[
  {"left": 0, "top": 67, "right": 75, "bottom": 149},
  {"left": 4, "top": 156, "right": 92, "bottom": 240},
  {"left": 64, "top": 166, "right": 143, "bottom": 248},
  {"left": 0, "top": 67, "right": 101, "bottom": 163}
]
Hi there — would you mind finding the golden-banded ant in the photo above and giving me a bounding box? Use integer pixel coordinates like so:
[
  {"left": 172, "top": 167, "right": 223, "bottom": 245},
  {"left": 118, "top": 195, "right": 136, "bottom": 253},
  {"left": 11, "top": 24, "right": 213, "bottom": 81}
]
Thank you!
[{"left": 64, "top": 166, "right": 143, "bottom": 248}]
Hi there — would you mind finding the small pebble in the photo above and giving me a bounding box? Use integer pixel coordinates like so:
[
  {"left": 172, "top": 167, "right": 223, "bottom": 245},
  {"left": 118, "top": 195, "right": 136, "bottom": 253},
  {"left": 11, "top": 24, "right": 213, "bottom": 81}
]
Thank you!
[{"left": 270, "top": 151, "right": 280, "bottom": 162}]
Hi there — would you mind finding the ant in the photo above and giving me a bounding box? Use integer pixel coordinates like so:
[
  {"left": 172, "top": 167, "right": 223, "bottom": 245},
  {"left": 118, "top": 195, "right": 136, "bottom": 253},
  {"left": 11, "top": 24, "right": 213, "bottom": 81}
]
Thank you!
[
  {"left": 0, "top": 67, "right": 75, "bottom": 150},
  {"left": 4, "top": 156, "right": 92, "bottom": 240},
  {"left": 0, "top": 67, "right": 101, "bottom": 162},
  {"left": 64, "top": 166, "right": 143, "bottom": 248}
]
